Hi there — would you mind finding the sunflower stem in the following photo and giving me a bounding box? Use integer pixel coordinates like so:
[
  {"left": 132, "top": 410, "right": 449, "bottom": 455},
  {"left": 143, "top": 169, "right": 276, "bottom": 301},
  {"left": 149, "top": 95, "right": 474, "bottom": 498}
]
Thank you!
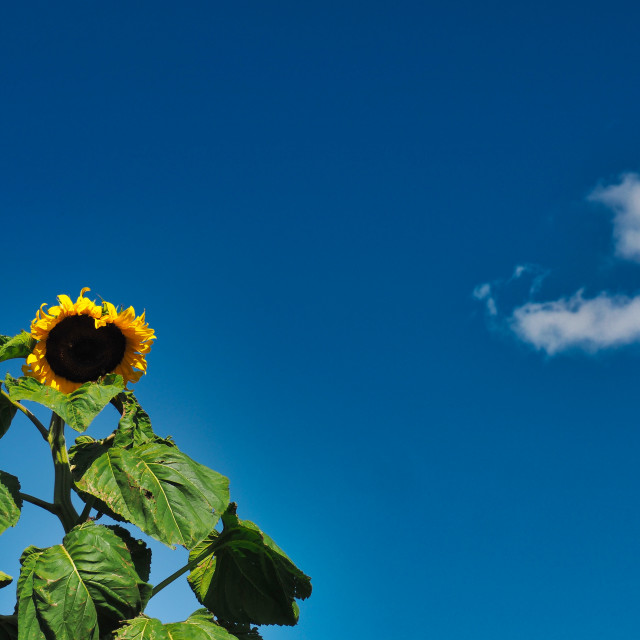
[
  {"left": 0, "top": 390, "right": 48, "bottom": 441},
  {"left": 48, "top": 412, "right": 79, "bottom": 532}
]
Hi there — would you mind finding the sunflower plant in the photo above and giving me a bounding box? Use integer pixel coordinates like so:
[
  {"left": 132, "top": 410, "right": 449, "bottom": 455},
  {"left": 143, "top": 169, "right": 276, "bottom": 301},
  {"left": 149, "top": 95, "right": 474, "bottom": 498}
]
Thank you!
[{"left": 0, "top": 290, "right": 311, "bottom": 640}]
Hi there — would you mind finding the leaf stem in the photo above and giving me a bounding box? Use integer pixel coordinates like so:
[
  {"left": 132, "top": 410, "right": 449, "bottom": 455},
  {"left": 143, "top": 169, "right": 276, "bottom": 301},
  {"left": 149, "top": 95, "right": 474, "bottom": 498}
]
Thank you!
[
  {"left": 18, "top": 492, "right": 57, "bottom": 515},
  {"left": 77, "top": 496, "right": 96, "bottom": 524},
  {"left": 150, "top": 539, "right": 218, "bottom": 598},
  {"left": 48, "top": 412, "right": 79, "bottom": 532},
  {"left": 0, "top": 390, "right": 48, "bottom": 441}
]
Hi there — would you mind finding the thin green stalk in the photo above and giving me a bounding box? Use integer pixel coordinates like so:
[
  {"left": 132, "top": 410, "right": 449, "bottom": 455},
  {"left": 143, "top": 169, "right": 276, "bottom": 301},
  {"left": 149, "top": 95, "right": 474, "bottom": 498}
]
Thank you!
[
  {"left": 48, "top": 412, "right": 79, "bottom": 532},
  {"left": 150, "top": 539, "right": 218, "bottom": 598},
  {"left": 152, "top": 505, "right": 237, "bottom": 600},
  {"left": 1, "top": 390, "right": 48, "bottom": 440}
]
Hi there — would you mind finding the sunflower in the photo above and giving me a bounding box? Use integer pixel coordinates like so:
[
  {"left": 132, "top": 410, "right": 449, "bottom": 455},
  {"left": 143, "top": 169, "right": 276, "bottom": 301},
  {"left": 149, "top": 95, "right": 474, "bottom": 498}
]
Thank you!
[{"left": 22, "top": 288, "right": 155, "bottom": 394}]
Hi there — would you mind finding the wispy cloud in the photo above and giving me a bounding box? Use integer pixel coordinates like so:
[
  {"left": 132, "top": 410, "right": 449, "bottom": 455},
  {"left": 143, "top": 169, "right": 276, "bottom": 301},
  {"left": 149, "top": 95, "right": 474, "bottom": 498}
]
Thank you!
[
  {"left": 510, "top": 291, "right": 640, "bottom": 355},
  {"left": 475, "top": 173, "right": 640, "bottom": 356},
  {"left": 510, "top": 263, "right": 548, "bottom": 295},
  {"left": 472, "top": 282, "right": 497, "bottom": 316},
  {"left": 589, "top": 172, "right": 640, "bottom": 262},
  {"left": 472, "top": 264, "right": 548, "bottom": 319}
]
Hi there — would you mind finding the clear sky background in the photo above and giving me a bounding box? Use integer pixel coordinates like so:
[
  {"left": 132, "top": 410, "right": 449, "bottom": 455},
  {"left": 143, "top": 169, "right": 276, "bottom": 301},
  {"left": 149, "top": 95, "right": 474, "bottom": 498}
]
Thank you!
[{"left": 3, "top": 2, "right": 640, "bottom": 639}]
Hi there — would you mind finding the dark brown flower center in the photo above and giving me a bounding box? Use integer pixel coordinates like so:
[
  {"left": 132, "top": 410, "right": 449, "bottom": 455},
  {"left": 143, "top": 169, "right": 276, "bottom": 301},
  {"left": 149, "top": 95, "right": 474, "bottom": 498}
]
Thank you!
[{"left": 45, "top": 315, "right": 126, "bottom": 383}]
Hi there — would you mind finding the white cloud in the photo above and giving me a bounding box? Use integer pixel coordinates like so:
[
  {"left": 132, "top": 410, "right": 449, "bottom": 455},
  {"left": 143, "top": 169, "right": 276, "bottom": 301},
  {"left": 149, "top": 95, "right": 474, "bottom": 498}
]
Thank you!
[
  {"left": 510, "top": 291, "right": 640, "bottom": 355},
  {"left": 589, "top": 172, "right": 640, "bottom": 262},
  {"left": 474, "top": 173, "right": 640, "bottom": 356}
]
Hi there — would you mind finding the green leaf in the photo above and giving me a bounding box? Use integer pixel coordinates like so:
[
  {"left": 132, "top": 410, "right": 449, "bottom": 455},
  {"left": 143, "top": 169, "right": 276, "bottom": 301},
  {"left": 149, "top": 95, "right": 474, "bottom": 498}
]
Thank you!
[
  {"left": 189, "top": 611, "right": 263, "bottom": 640},
  {"left": 75, "top": 443, "right": 230, "bottom": 548},
  {"left": 113, "top": 391, "right": 156, "bottom": 448},
  {"left": 187, "top": 531, "right": 219, "bottom": 614},
  {"left": 0, "top": 393, "right": 17, "bottom": 441},
  {"left": 107, "top": 525, "right": 152, "bottom": 584},
  {"left": 69, "top": 437, "right": 128, "bottom": 523},
  {"left": 69, "top": 436, "right": 113, "bottom": 477},
  {"left": 187, "top": 508, "right": 312, "bottom": 626},
  {"left": 218, "top": 623, "right": 263, "bottom": 640},
  {"left": 114, "top": 612, "right": 241, "bottom": 640},
  {"left": 164, "top": 610, "right": 243, "bottom": 640},
  {"left": 17, "top": 546, "right": 46, "bottom": 640},
  {"left": 5, "top": 374, "right": 124, "bottom": 432},
  {"left": 0, "top": 572, "right": 12, "bottom": 589},
  {"left": 69, "top": 409, "right": 176, "bottom": 524},
  {"left": 187, "top": 530, "right": 219, "bottom": 606},
  {"left": 113, "top": 617, "right": 167, "bottom": 640},
  {"left": 0, "top": 332, "right": 35, "bottom": 364},
  {"left": 31, "top": 545, "right": 99, "bottom": 640},
  {"left": 0, "top": 615, "right": 17, "bottom": 640},
  {"left": 0, "top": 471, "right": 22, "bottom": 535},
  {"left": 31, "top": 523, "right": 151, "bottom": 638}
]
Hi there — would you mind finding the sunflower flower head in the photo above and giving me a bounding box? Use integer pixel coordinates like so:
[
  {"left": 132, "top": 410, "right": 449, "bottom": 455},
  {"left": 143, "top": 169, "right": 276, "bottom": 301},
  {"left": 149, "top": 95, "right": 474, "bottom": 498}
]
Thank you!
[{"left": 22, "top": 288, "right": 155, "bottom": 394}]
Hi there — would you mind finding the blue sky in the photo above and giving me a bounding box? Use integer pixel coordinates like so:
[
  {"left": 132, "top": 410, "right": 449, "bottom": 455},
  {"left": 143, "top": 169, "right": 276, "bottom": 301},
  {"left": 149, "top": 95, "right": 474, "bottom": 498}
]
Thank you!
[{"left": 3, "top": 1, "right": 640, "bottom": 638}]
